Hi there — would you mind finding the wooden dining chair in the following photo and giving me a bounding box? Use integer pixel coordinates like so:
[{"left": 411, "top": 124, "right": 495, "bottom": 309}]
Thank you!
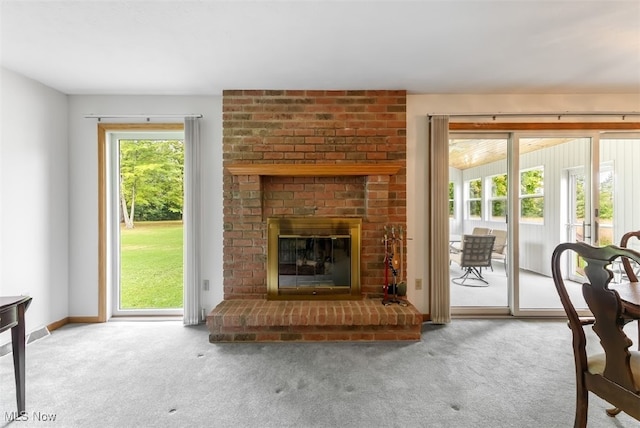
[
  {"left": 620, "top": 230, "right": 640, "bottom": 350},
  {"left": 620, "top": 230, "right": 640, "bottom": 282},
  {"left": 551, "top": 242, "right": 640, "bottom": 427}
]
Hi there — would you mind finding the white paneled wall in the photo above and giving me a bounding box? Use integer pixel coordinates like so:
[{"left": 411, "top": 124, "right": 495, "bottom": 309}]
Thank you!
[{"left": 601, "top": 138, "right": 640, "bottom": 247}]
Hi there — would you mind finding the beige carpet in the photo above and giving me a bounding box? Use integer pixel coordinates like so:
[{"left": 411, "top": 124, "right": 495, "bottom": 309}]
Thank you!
[{"left": 1, "top": 319, "right": 638, "bottom": 427}]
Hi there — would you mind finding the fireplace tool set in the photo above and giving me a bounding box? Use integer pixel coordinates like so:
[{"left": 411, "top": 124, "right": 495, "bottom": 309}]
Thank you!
[{"left": 382, "top": 225, "right": 408, "bottom": 306}]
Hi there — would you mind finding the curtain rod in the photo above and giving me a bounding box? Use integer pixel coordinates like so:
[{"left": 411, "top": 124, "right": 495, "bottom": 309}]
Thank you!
[
  {"left": 429, "top": 111, "right": 640, "bottom": 119},
  {"left": 84, "top": 113, "right": 203, "bottom": 120}
]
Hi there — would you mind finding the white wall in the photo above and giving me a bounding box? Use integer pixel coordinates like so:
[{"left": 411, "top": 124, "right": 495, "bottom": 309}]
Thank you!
[
  {"left": 602, "top": 138, "right": 640, "bottom": 245},
  {"left": 67, "top": 95, "right": 223, "bottom": 318},
  {"left": 0, "top": 67, "right": 69, "bottom": 343},
  {"left": 406, "top": 94, "right": 640, "bottom": 314},
  {"left": 3, "top": 76, "right": 638, "bottom": 332}
]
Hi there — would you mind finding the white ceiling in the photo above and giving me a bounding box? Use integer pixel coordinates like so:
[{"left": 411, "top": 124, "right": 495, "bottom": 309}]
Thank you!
[{"left": 1, "top": 0, "right": 639, "bottom": 96}]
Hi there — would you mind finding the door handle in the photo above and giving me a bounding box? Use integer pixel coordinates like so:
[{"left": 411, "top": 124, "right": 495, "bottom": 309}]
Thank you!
[{"left": 583, "top": 221, "right": 591, "bottom": 240}]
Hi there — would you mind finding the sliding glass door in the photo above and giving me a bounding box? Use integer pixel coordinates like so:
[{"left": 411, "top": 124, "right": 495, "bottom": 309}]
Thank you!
[
  {"left": 449, "top": 130, "right": 640, "bottom": 316},
  {"left": 516, "top": 133, "right": 640, "bottom": 312},
  {"left": 449, "top": 135, "right": 510, "bottom": 313},
  {"left": 599, "top": 134, "right": 640, "bottom": 283}
]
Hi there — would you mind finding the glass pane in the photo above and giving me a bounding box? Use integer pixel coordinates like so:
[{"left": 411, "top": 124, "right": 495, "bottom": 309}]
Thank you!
[
  {"left": 491, "top": 174, "right": 507, "bottom": 197},
  {"left": 278, "top": 236, "right": 351, "bottom": 289},
  {"left": 491, "top": 200, "right": 507, "bottom": 221},
  {"left": 449, "top": 182, "right": 455, "bottom": 218},
  {"left": 489, "top": 174, "right": 507, "bottom": 221},
  {"left": 449, "top": 136, "right": 508, "bottom": 309},
  {"left": 520, "top": 197, "right": 544, "bottom": 223},
  {"left": 468, "top": 200, "right": 482, "bottom": 219},
  {"left": 600, "top": 136, "right": 640, "bottom": 282},
  {"left": 598, "top": 167, "right": 614, "bottom": 245},
  {"left": 520, "top": 168, "right": 544, "bottom": 195},
  {"left": 469, "top": 179, "right": 482, "bottom": 198},
  {"left": 518, "top": 137, "right": 590, "bottom": 310},
  {"left": 573, "top": 174, "right": 586, "bottom": 225},
  {"left": 118, "top": 139, "right": 184, "bottom": 311}
]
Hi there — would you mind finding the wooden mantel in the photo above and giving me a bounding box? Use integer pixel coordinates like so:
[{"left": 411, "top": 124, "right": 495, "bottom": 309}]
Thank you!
[{"left": 226, "top": 163, "right": 403, "bottom": 177}]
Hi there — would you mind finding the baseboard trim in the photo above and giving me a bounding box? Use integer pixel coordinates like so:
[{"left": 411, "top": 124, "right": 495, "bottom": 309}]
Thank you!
[
  {"left": 47, "top": 317, "right": 69, "bottom": 332},
  {"left": 68, "top": 316, "right": 102, "bottom": 324},
  {"left": 47, "top": 316, "right": 102, "bottom": 331}
]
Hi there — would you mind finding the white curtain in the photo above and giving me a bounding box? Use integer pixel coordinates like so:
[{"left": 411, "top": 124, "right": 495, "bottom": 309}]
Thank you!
[
  {"left": 183, "top": 117, "right": 201, "bottom": 325},
  {"left": 428, "top": 115, "right": 451, "bottom": 324}
]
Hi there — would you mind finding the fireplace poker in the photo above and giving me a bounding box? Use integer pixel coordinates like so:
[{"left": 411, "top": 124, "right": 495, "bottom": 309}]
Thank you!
[
  {"left": 383, "top": 225, "right": 403, "bottom": 306},
  {"left": 382, "top": 228, "right": 390, "bottom": 305},
  {"left": 397, "top": 226, "right": 407, "bottom": 306}
]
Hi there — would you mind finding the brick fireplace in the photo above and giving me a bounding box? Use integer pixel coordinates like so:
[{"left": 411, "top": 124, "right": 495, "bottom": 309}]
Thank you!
[{"left": 207, "top": 90, "right": 422, "bottom": 342}]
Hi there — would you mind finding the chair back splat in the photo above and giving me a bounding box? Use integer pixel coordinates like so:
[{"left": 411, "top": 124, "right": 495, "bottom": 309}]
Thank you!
[
  {"left": 620, "top": 230, "right": 640, "bottom": 283},
  {"left": 551, "top": 241, "right": 640, "bottom": 427}
]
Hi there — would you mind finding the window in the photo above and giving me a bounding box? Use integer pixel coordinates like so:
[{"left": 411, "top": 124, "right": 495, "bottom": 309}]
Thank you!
[
  {"left": 449, "top": 182, "right": 455, "bottom": 218},
  {"left": 488, "top": 173, "right": 507, "bottom": 222},
  {"left": 467, "top": 178, "right": 482, "bottom": 220},
  {"left": 520, "top": 166, "right": 544, "bottom": 223}
]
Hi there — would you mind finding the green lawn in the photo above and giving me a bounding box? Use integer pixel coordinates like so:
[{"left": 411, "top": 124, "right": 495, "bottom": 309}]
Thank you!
[{"left": 120, "top": 221, "right": 183, "bottom": 309}]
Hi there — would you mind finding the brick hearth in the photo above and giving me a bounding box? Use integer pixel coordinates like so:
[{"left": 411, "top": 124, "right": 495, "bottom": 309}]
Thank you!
[{"left": 207, "top": 299, "right": 422, "bottom": 342}]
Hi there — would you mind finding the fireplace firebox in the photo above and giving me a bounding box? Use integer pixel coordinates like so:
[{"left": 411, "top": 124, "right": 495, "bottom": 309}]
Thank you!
[{"left": 267, "top": 217, "right": 361, "bottom": 300}]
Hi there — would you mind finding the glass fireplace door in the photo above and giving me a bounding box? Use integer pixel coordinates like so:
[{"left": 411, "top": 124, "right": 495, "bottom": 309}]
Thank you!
[
  {"left": 266, "top": 217, "right": 362, "bottom": 300},
  {"left": 278, "top": 236, "right": 351, "bottom": 294}
]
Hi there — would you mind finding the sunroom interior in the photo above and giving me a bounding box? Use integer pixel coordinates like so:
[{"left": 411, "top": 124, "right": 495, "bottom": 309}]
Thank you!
[{"left": 446, "top": 124, "right": 640, "bottom": 316}]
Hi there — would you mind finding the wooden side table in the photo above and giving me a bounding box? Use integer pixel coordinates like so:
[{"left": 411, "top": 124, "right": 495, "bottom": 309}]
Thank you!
[{"left": 0, "top": 296, "right": 33, "bottom": 414}]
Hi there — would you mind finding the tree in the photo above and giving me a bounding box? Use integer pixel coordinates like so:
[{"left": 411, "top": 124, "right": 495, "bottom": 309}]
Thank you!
[{"left": 119, "top": 139, "right": 184, "bottom": 228}]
